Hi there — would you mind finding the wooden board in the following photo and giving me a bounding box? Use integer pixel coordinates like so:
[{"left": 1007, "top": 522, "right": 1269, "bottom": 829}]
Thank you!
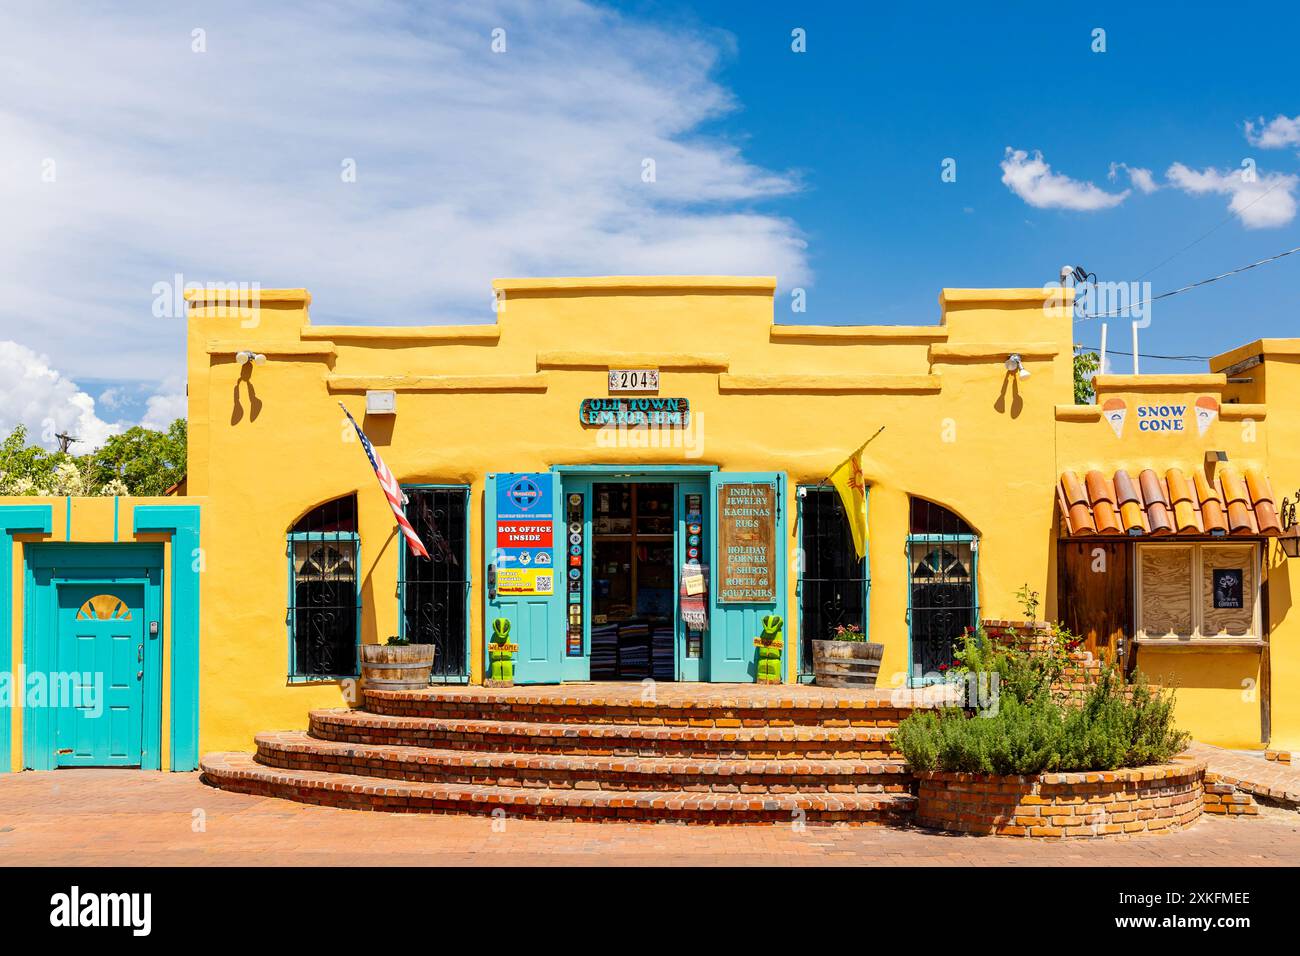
[
  {"left": 1057, "top": 540, "right": 1132, "bottom": 664},
  {"left": 1200, "top": 544, "right": 1256, "bottom": 638},
  {"left": 1139, "top": 545, "right": 1194, "bottom": 638},
  {"left": 716, "top": 482, "right": 776, "bottom": 603}
]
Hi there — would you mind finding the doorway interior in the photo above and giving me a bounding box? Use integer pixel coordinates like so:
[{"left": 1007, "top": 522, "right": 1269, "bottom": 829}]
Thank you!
[{"left": 589, "top": 481, "right": 676, "bottom": 680}]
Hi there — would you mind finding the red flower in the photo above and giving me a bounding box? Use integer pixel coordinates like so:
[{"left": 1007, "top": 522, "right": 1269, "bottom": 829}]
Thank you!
[{"left": 938, "top": 663, "right": 948, "bottom": 672}]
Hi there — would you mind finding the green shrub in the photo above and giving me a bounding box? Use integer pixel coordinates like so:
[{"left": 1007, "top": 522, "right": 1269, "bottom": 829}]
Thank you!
[{"left": 896, "top": 663, "right": 1189, "bottom": 775}]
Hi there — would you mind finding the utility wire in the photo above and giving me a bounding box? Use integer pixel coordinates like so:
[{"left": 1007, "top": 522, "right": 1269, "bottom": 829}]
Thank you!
[
  {"left": 1079, "top": 243, "right": 1300, "bottom": 320},
  {"left": 1074, "top": 345, "right": 1210, "bottom": 363}
]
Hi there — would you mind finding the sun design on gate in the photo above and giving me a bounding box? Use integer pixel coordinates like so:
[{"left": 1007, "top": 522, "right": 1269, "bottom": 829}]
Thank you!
[{"left": 76, "top": 594, "right": 132, "bottom": 621}]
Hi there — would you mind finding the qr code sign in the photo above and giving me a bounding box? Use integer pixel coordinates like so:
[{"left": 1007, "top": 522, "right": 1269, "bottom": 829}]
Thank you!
[{"left": 535, "top": 574, "right": 552, "bottom": 593}]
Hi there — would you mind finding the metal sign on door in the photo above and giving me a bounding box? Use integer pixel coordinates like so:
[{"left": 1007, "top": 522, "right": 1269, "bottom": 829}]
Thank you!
[{"left": 495, "top": 473, "right": 555, "bottom": 595}]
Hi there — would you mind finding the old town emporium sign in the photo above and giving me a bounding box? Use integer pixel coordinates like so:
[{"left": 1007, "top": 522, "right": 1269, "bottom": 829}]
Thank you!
[
  {"left": 580, "top": 397, "right": 690, "bottom": 426},
  {"left": 716, "top": 481, "right": 776, "bottom": 603}
]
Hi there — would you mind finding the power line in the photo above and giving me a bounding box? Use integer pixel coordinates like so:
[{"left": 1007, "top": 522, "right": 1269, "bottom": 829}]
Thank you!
[
  {"left": 1075, "top": 345, "right": 1210, "bottom": 363},
  {"left": 1079, "top": 242, "right": 1300, "bottom": 320},
  {"left": 1137, "top": 177, "right": 1291, "bottom": 280}
]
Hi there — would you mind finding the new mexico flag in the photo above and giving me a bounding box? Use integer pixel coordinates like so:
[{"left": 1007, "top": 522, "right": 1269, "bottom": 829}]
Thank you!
[{"left": 829, "top": 446, "right": 869, "bottom": 559}]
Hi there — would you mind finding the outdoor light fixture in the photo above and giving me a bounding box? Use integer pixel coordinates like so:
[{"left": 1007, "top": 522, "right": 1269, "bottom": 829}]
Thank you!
[
  {"left": 1205, "top": 450, "right": 1228, "bottom": 465},
  {"left": 1281, "top": 491, "right": 1300, "bottom": 559},
  {"left": 1005, "top": 353, "right": 1030, "bottom": 380},
  {"left": 235, "top": 351, "right": 267, "bottom": 366}
]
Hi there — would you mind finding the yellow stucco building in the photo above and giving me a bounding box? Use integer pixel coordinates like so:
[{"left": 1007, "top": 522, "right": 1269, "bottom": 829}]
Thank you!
[{"left": 3, "top": 277, "right": 1298, "bottom": 772}]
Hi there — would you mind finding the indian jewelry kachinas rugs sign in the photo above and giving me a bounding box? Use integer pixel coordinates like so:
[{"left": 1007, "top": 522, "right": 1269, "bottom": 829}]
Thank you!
[{"left": 716, "top": 482, "right": 776, "bottom": 603}]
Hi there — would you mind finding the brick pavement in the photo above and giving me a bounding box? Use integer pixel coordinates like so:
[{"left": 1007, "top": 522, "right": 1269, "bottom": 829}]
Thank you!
[
  {"left": 2, "top": 769, "right": 1298, "bottom": 866},
  {"left": 1186, "top": 742, "right": 1300, "bottom": 810}
]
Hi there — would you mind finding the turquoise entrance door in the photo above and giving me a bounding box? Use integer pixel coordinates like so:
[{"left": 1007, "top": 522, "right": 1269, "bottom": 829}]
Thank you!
[
  {"left": 485, "top": 472, "right": 565, "bottom": 683},
  {"left": 54, "top": 583, "right": 146, "bottom": 767},
  {"left": 708, "top": 472, "right": 787, "bottom": 682}
]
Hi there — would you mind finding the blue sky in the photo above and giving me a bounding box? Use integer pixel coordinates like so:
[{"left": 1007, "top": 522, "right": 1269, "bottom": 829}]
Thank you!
[{"left": 1, "top": 1, "right": 1297, "bottom": 442}]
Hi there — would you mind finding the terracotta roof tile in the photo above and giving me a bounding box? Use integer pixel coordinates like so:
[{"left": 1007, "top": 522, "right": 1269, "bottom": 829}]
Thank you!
[{"left": 1059, "top": 466, "right": 1280, "bottom": 538}]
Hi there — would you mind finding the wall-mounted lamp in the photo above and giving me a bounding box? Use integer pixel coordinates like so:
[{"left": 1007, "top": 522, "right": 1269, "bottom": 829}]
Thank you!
[
  {"left": 1004, "top": 353, "right": 1030, "bottom": 380},
  {"left": 1205, "top": 450, "right": 1228, "bottom": 466},
  {"left": 1281, "top": 490, "right": 1300, "bottom": 558},
  {"left": 235, "top": 351, "right": 267, "bottom": 366}
]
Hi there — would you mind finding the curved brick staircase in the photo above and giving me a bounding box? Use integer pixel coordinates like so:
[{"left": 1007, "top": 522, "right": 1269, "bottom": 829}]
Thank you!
[{"left": 200, "top": 684, "right": 947, "bottom": 825}]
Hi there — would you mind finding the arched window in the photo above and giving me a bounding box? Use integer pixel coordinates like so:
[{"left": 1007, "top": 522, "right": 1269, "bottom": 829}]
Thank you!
[
  {"left": 288, "top": 495, "right": 360, "bottom": 679},
  {"left": 907, "top": 497, "right": 978, "bottom": 682}
]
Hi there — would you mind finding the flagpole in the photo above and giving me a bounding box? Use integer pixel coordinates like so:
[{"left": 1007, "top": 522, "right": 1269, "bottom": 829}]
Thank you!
[{"left": 820, "top": 425, "right": 885, "bottom": 485}]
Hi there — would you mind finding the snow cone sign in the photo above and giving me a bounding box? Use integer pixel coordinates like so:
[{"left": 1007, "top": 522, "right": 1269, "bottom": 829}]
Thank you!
[{"left": 1102, "top": 395, "right": 1220, "bottom": 439}]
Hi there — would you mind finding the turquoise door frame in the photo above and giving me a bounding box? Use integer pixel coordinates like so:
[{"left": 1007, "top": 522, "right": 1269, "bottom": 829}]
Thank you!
[
  {"left": 708, "top": 471, "right": 788, "bottom": 682},
  {"left": 484, "top": 472, "right": 565, "bottom": 684},
  {"left": 555, "top": 470, "right": 710, "bottom": 683},
  {"left": 24, "top": 544, "right": 164, "bottom": 770},
  {"left": 0, "top": 505, "right": 54, "bottom": 773}
]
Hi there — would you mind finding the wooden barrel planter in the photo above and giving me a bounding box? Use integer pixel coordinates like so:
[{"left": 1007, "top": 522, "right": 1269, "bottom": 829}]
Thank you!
[
  {"left": 811, "top": 640, "right": 884, "bottom": 688},
  {"left": 359, "top": 644, "right": 436, "bottom": 690}
]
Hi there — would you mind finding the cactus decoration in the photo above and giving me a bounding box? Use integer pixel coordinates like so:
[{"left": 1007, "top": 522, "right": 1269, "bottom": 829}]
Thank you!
[
  {"left": 754, "top": 614, "right": 784, "bottom": 684},
  {"left": 488, "top": 618, "right": 518, "bottom": 685}
]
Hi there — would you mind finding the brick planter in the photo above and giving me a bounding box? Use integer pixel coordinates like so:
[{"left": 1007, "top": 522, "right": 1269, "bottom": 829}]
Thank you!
[{"left": 914, "top": 761, "right": 1205, "bottom": 838}]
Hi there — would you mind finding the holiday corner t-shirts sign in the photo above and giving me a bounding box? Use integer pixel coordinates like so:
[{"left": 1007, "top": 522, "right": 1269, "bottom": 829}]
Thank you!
[
  {"left": 716, "top": 482, "right": 776, "bottom": 603},
  {"left": 495, "top": 472, "right": 554, "bottom": 595}
]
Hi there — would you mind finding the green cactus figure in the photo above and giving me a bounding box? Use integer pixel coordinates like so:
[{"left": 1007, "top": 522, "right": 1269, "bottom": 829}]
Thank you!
[
  {"left": 489, "top": 618, "right": 514, "bottom": 683},
  {"left": 756, "top": 614, "right": 784, "bottom": 684}
]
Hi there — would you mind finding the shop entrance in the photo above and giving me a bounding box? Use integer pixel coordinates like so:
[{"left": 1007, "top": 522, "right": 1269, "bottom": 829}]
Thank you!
[
  {"left": 561, "top": 474, "right": 708, "bottom": 683},
  {"left": 589, "top": 482, "right": 677, "bottom": 680}
]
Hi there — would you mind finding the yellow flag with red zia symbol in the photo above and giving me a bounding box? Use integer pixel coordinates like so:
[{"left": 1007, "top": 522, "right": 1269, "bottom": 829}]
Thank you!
[{"left": 829, "top": 442, "right": 869, "bottom": 559}]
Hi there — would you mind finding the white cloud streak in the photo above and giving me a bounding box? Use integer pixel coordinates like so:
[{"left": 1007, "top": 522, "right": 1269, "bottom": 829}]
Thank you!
[
  {"left": 1165, "top": 163, "right": 1298, "bottom": 228},
  {"left": 1000, "top": 148, "right": 1130, "bottom": 211},
  {"left": 0, "top": 0, "right": 809, "bottom": 385},
  {"left": 1246, "top": 114, "right": 1300, "bottom": 149}
]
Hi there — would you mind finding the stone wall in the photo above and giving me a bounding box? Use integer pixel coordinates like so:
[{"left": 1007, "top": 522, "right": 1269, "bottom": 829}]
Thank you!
[{"left": 915, "top": 761, "right": 1205, "bottom": 838}]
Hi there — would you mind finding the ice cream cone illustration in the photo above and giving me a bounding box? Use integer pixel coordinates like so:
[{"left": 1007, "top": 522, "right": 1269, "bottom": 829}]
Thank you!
[
  {"left": 1195, "top": 396, "right": 1219, "bottom": 436},
  {"left": 1103, "top": 398, "right": 1128, "bottom": 438}
]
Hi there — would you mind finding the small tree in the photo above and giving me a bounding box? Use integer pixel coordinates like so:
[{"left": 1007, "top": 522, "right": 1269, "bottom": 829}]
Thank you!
[{"left": 1073, "top": 346, "right": 1100, "bottom": 405}]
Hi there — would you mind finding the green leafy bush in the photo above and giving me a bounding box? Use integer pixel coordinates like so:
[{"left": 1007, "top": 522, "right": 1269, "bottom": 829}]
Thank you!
[{"left": 898, "top": 641, "right": 1190, "bottom": 775}]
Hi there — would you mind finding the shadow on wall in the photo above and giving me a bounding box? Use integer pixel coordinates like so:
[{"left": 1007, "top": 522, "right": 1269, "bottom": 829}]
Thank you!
[
  {"left": 993, "top": 370, "right": 1024, "bottom": 418},
  {"left": 231, "top": 363, "right": 262, "bottom": 425}
]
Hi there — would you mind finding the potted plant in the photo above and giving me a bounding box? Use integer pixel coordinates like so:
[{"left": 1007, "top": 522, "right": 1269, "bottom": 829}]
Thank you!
[
  {"left": 811, "top": 623, "right": 884, "bottom": 688},
  {"left": 753, "top": 614, "right": 784, "bottom": 684},
  {"left": 486, "top": 618, "right": 518, "bottom": 687},
  {"left": 359, "top": 634, "right": 436, "bottom": 690}
]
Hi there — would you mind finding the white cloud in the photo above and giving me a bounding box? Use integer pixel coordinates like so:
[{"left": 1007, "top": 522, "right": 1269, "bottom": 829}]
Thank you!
[
  {"left": 0, "top": 341, "right": 121, "bottom": 450},
  {"left": 0, "top": 1, "right": 809, "bottom": 384},
  {"left": 1246, "top": 114, "right": 1300, "bottom": 149},
  {"left": 1109, "top": 162, "right": 1158, "bottom": 194},
  {"left": 1000, "top": 148, "right": 1129, "bottom": 211},
  {"left": 1165, "top": 162, "right": 1298, "bottom": 228},
  {"left": 140, "top": 389, "right": 187, "bottom": 431}
]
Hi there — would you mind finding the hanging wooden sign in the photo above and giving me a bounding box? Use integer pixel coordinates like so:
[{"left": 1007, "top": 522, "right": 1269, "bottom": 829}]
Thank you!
[{"left": 716, "top": 482, "right": 776, "bottom": 603}]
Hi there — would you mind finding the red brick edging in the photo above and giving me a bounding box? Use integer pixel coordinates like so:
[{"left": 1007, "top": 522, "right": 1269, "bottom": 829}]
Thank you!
[{"left": 914, "top": 761, "right": 1205, "bottom": 838}]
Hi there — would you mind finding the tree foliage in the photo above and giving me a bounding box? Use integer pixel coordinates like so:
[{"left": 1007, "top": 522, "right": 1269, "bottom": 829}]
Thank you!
[
  {"left": 0, "top": 419, "right": 186, "bottom": 497},
  {"left": 1073, "top": 345, "right": 1100, "bottom": 404}
]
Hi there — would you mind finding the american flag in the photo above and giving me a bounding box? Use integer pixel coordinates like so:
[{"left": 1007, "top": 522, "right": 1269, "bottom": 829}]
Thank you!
[{"left": 339, "top": 402, "right": 430, "bottom": 559}]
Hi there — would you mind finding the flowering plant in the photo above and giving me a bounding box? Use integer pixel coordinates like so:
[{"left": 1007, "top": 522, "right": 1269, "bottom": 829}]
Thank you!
[{"left": 831, "top": 623, "right": 866, "bottom": 642}]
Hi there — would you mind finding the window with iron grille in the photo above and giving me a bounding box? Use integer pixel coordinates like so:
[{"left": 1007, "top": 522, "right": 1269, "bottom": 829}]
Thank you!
[
  {"left": 399, "top": 486, "right": 470, "bottom": 681},
  {"left": 797, "top": 485, "right": 868, "bottom": 677},
  {"left": 907, "top": 497, "right": 978, "bottom": 681},
  {"left": 287, "top": 495, "right": 360, "bottom": 679}
]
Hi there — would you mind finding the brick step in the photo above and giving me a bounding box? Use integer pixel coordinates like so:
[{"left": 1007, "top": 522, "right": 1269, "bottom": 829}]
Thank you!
[
  {"left": 200, "top": 752, "right": 916, "bottom": 825},
  {"left": 364, "top": 687, "right": 921, "bottom": 729},
  {"left": 256, "top": 732, "right": 911, "bottom": 793},
  {"left": 310, "top": 709, "right": 902, "bottom": 759}
]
